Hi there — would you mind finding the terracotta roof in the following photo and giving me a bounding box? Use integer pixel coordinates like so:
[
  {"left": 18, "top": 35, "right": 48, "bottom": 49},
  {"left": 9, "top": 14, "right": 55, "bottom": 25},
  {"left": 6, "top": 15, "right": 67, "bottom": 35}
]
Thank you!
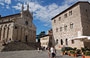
[{"left": 51, "top": 1, "right": 89, "bottom": 20}]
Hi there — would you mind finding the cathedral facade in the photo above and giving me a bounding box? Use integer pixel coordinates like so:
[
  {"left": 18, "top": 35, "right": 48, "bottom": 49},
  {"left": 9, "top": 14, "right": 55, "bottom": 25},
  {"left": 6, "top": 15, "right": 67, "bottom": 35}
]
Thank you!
[{"left": 0, "top": 4, "right": 36, "bottom": 45}]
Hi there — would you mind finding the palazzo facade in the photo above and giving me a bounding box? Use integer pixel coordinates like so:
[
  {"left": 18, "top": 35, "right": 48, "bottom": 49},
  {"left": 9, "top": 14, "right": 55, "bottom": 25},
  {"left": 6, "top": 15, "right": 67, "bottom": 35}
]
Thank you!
[{"left": 51, "top": 1, "right": 90, "bottom": 49}]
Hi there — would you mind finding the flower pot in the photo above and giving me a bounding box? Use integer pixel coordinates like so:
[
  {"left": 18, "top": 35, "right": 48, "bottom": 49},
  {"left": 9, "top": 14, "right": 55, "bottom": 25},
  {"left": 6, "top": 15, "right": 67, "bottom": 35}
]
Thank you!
[
  {"left": 70, "top": 54, "right": 74, "bottom": 57},
  {"left": 85, "top": 56, "right": 90, "bottom": 58},
  {"left": 70, "top": 54, "right": 77, "bottom": 57},
  {"left": 82, "top": 55, "right": 85, "bottom": 58},
  {"left": 74, "top": 54, "right": 77, "bottom": 57},
  {"left": 61, "top": 52, "right": 64, "bottom": 55},
  {"left": 68, "top": 53, "right": 71, "bottom": 56}
]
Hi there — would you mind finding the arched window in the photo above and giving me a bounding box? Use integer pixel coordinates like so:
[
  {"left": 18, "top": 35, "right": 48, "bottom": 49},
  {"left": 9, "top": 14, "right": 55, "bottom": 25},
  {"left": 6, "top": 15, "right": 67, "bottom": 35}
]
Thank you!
[
  {"left": 66, "top": 39, "right": 68, "bottom": 45},
  {"left": 60, "top": 27, "right": 62, "bottom": 31},
  {"left": 69, "top": 11, "right": 72, "bottom": 16},
  {"left": 14, "top": 26, "right": 17, "bottom": 29},
  {"left": 25, "top": 21, "right": 28, "bottom": 25},
  {"left": 64, "top": 13, "right": 67, "bottom": 18},
  {"left": 56, "top": 28, "right": 58, "bottom": 32},
  {"left": 54, "top": 20, "right": 56, "bottom": 23},
  {"left": 61, "top": 39, "right": 63, "bottom": 45},
  {"left": 59, "top": 17, "right": 61, "bottom": 21},
  {"left": 64, "top": 25, "right": 67, "bottom": 30}
]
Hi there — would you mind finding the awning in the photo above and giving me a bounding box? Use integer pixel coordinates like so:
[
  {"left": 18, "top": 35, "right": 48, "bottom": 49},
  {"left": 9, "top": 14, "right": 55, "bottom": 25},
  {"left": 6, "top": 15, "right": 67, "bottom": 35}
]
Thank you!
[{"left": 71, "top": 36, "right": 90, "bottom": 40}]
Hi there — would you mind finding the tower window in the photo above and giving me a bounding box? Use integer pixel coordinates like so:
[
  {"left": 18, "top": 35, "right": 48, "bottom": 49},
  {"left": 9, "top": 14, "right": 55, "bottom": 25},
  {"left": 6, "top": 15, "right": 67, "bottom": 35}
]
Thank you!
[
  {"left": 25, "top": 21, "right": 28, "bottom": 25},
  {"left": 59, "top": 17, "right": 61, "bottom": 21},
  {"left": 60, "top": 27, "right": 62, "bottom": 31},
  {"left": 69, "top": 11, "right": 72, "bottom": 16},
  {"left": 56, "top": 28, "right": 58, "bottom": 32},
  {"left": 56, "top": 39, "right": 58, "bottom": 44},
  {"left": 14, "top": 26, "right": 17, "bottom": 29},
  {"left": 54, "top": 20, "right": 56, "bottom": 23},
  {"left": 64, "top": 13, "right": 67, "bottom": 18},
  {"left": 64, "top": 25, "right": 67, "bottom": 30}
]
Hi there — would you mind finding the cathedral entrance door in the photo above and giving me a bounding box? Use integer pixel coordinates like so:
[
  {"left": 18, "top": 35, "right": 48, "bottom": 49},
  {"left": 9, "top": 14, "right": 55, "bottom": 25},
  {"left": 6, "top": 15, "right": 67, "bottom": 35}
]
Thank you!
[{"left": 25, "top": 35, "right": 28, "bottom": 43}]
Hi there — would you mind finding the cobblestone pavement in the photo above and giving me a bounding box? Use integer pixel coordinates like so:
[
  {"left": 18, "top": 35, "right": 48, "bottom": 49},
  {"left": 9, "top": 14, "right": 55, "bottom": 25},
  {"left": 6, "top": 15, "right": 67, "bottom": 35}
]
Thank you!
[{"left": 0, "top": 50, "right": 82, "bottom": 58}]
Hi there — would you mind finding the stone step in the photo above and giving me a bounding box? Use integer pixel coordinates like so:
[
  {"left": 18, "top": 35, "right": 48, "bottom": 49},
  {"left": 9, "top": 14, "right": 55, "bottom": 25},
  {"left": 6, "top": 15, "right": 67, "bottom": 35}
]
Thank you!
[
  {"left": 0, "top": 46, "right": 4, "bottom": 52},
  {"left": 0, "top": 42, "right": 36, "bottom": 52}
]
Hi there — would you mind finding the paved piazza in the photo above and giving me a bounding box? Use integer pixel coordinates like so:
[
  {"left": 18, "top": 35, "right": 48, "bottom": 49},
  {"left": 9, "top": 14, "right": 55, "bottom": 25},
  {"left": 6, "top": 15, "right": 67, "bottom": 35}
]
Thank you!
[{"left": 0, "top": 50, "right": 82, "bottom": 58}]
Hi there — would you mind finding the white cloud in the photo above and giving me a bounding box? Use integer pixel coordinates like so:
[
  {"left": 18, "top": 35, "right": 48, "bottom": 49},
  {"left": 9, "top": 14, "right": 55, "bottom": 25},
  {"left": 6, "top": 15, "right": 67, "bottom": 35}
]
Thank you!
[
  {"left": 12, "top": 3, "right": 22, "bottom": 10},
  {"left": 33, "top": 3, "right": 69, "bottom": 24},
  {"left": 78, "top": 0, "right": 90, "bottom": 2},
  {"left": 0, "top": 0, "right": 11, "bottom": 10},
  {"left": 0, "top": 3, "right": 4, "bottom": 5},
  {"left": 0, "top": 0, "right": 11, "bottom": 5},
  {"left": 12, "top": 0, "right": 90, "bottom": 27},
  {"left": 5, "top": 0, "right": 11, "bottom": 4},
  {"left": 64, "top": 0, "right": 77, "bottom": 4},
  {"left": 12, "top": 1, "right": 70, "bottom": 27},
  {"left": 64, "top": 0, "right": 90, "bottom": 4},
  {"left": 6, "top": 5, "right": 10, "bottom": 9}
]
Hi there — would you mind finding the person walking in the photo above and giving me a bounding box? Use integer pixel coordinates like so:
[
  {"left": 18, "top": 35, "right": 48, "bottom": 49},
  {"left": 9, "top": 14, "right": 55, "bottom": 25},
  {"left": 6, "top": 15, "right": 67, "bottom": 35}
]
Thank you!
[
  {"left": 50, "top": 46, "right": 56, "bottom": 58},
  {"left": 48, "top": 47, "right": 51, "bottom": 58},
  {"left": 37, "top": 47, "right": 40, "bottom": 53}
]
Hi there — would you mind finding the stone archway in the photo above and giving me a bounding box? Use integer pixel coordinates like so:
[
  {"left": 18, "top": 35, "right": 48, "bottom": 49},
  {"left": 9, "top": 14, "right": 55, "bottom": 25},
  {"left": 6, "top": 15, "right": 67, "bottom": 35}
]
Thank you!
[
  {"left": 65, "top": 38, "right": 68, "bottom": 45},
  {"left": 0, "top": 25, "right": 3, "bottom": 40},
  {"left": 25, "top": 35, "right": 28, "bottom": 43},
  {"left": 61, "top": 39, "right": 63, "bottom": 45},
  {"left": 7, "top": 24, "right": 11, "bottom": 42}
]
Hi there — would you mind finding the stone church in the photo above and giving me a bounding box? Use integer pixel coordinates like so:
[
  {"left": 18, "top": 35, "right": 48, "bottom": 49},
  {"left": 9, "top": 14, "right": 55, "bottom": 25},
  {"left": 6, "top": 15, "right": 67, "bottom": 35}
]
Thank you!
[{"left": 0, "top": 4, "right": 36, "bottom": 45}]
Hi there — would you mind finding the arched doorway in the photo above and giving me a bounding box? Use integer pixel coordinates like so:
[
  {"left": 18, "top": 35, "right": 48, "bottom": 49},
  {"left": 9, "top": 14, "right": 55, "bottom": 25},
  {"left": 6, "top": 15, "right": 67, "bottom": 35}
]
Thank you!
[
  {"left": 66, "top": 39, "right": 68, "bottom": 45},
  {"left": 61, "top": 39, "right": 63, "bottom": 45},
  {"left": 25, "top": 35, "right": 28, "bottom": 43}
]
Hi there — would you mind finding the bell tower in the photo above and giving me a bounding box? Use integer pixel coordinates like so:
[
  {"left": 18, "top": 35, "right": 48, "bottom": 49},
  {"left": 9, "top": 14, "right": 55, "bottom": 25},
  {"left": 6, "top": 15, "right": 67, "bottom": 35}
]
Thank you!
[
  {"left": 21, "top": 4, "right": 24, "bottom": 17},
  {"left": 21, "top": 4, "right": 24, "bottom": 12},
  {"left": 27, "top": 3, "right": 29, "bottom": 11}
]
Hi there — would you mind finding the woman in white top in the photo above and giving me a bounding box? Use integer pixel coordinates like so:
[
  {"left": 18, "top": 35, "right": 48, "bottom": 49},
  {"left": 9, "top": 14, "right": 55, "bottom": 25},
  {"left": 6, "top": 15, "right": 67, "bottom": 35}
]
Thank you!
[{"left": 50, "top": 46, "right": 56, "bottom": 58}]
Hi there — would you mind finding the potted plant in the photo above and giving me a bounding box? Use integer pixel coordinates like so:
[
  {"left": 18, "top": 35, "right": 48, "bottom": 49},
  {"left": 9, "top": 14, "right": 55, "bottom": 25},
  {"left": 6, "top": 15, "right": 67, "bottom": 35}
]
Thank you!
[
  {"left": 84, "top": 51, "right": 90, "bottom": 58},
  {"left": 66, "top": 47, "right": 73, "bottom": 56},
  {"left": 70, "top": 50, "right": 77, "bottom": 57},
  {"left": 68, "top": 50, "right": 71, "bottom": 56},
  {"left": 81, "top": 47, "right": 86, "bottom": 55},
  {"left": 61, "top": 47, "right": 65, "bottom": 55},
  {"left": 76, "top": 49, "right": 81, "bottom": 56}
]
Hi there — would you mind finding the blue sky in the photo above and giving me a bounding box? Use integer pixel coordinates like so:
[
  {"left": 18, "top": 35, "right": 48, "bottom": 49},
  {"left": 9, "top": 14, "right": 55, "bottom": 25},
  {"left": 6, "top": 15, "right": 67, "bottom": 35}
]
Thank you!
[{"left": 0, "top": 0, "right": 90, "bottom": 35}]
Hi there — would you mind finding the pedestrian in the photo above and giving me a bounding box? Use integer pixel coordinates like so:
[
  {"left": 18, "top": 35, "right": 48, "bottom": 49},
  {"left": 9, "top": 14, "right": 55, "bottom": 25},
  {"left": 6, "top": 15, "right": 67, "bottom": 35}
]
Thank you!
[
  {"left": 50, "top": 46, "right": 56, "bottom": 58},
  {"left": 37, "top": 47, "right": 40, "bottom": 53},
  {"left": 48, "top": 47, "right": 51, "bottom": 58}
]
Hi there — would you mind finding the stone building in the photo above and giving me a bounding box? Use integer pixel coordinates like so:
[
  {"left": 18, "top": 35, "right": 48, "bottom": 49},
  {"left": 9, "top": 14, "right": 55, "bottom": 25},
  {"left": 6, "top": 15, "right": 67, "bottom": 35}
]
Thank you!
[
  {"left": 40, "top": 29, "right": 54, "bottom": 49},
  {"left": 51, "top": 1, "right": 90, "bottom": 49},
  {"left": 0, "top": 4, "right": 36, "bottom": 45}
]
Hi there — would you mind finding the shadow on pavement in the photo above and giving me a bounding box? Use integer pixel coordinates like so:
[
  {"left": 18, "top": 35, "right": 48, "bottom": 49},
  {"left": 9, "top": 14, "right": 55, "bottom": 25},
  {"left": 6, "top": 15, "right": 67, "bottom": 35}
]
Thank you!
[{"left": 56, "top": 55, "right": 63, "bottom": 58}]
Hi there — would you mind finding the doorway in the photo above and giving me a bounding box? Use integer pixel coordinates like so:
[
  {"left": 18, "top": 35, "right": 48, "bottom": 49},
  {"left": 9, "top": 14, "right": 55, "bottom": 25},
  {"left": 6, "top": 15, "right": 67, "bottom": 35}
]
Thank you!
[{"left": 25, "top": 35, "right": 28, "bottom": 43}]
